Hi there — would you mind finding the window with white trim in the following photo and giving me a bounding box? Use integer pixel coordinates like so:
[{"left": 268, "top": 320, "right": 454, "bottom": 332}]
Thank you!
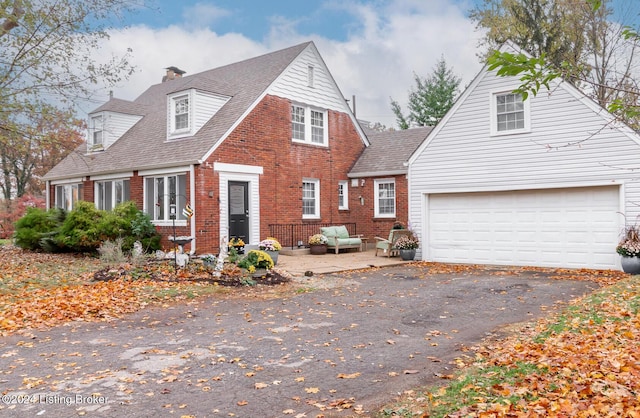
[
  {"left": 167, "top": 92, "right": 192, "bottom": 138},
  {"left": 144, "top": 174, "right": 187, "bottom": 222},
  {"left": 55, "top": 183, "right": 83, "bottom": 211},
  {"left": 90, "top": 115, "right": 103, "bottom": 147},
  {"left": 96, "top": 179, "right": 130, "bottom": 211},
  {"left": 374, "top": 179, "right": 395, "bottom": 218},
  {"left": 302, "top": 179, "right": 320, "bottom": 219},
  {"left": 491, "top": 92, "right": 530, "bottom": 135},
  {"left": 291, "top": 104, "right": 327, "bottom": 146},
  {"left": 338, "top": 181, "right": 348, "bottom": 210},
  {"left": 174, "top": 95, "right": 189, "bottom": 131}
]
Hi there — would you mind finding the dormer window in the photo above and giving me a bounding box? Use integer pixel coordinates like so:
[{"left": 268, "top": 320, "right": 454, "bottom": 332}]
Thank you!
[
  {"left": 173, "top": 95, "right": 190, "bottom": 131},
  {"left": 168, "top": 91, "right": 194, "bottom": 139},
  {"left": 90, "top": 115, "right": 103, "bottom": 148}
]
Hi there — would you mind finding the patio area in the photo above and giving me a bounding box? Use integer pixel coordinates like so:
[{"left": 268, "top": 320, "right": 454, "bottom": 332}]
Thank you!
[{"left": 276, "top": 248, "right": 412, "bottom": 276}]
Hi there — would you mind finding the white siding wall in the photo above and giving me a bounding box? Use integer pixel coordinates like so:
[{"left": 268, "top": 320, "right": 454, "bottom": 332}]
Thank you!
[
  {"left": 104, "top": 112, "right": 142, "bottom": 149},
  {"left": 268, "top": 47, "right": 346, "bottom": 112},
  {"left": 194, "top": 91, "right": 229, "bottom": 132},
  {"left": 409, "top": 69, "right": 640, "bottom": 259}
]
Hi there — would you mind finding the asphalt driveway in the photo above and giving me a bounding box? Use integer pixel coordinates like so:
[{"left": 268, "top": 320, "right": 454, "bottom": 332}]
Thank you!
[{"left": 0, "top": 264, "right": 599, "bottom": 417}]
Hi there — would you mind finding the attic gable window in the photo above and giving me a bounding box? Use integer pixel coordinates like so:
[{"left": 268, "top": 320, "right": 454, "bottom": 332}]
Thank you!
[
  {"left": 291, "top": 104, "right": 328, "bottom": 146},
  {"left": 491, "top": 91, "right": 530, "bottom": 135}
]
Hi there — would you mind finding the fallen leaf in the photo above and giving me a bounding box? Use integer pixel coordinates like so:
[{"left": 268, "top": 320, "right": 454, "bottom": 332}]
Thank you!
[{"left": 337, "top": 372, "right": 361, "bottom": 379}]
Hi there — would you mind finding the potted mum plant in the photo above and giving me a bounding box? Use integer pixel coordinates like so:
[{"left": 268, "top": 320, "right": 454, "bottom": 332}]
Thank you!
[
  {"left": 308, "top": 234, "right": 328, "bottom": 255},
  {"left": 394, "top": 234, "right": 419, "bottom": 261},
  {"left": 258, "top": 237, "right": 282, "bottom": 265},
  {"left": 229, "top": 237, "right": 245, "bottom": 254},
  {"left": 617, "top": 224, "right": 640, "bottom": 274}
]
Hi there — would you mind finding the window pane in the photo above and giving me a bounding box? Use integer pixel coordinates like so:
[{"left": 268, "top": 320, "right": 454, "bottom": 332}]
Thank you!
[
  {"left": 55, "top": 186, "right": 63, "bottom": 209},
  {"left": 496, "top": 93, "right": 524, "bottom": 132},
  {"left": 311, "top": 110, "right": 324, "bottom": 143},
  {"left": 378, "top": 182, "right": 395, "bottom": 215},
  {"left": 155, "top": 177, "right": 164, "bottom": 220},
  {"left": 114, "top": 180, "right": 123, "bottom": 206},
  {"left": 177, "top": 174, "right": 186, "bottom": 220},
  {"left": 338, "top": 183, "right": 344, "bottom": 208},
  {"left": 105, "top": 181, "right": 113, "bottom": 210},
  {"left": 92, "top": 116, "right": 103, "bottom": 145},
  {"left": 302, "top": 182, "right": 316, "bottom": 216},
  {"left": 145, "top": 178, "right": 154, "bottom": 218},
  {"left": 292, "top": 105, "right": 305, "bottom": 140},
  {"left": 122, "top": 180, "right": 130, "bottom": 202},
  {"left": 175, "top": 97, "right": 189, "bottom": 130}
]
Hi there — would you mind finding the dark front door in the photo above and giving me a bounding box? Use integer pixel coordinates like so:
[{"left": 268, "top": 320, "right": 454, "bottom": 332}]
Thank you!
[{"left": 228, "top": 181, "right": 249, "bottom": 242}]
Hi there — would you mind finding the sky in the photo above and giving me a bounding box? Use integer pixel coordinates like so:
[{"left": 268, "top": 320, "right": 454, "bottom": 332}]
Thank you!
[{"left": 88, "top": 0, "right": 637, "bottom": 129}]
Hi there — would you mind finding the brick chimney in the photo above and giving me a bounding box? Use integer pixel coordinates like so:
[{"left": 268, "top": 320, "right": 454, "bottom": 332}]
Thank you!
[{"left": 163, "top": 66, "right": 186, "bottom": 82}]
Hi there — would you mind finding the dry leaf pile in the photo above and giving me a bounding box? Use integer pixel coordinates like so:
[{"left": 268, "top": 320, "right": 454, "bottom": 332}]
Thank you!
[{"left": 0, "top": 246, "right": 289, "bottom": 335}]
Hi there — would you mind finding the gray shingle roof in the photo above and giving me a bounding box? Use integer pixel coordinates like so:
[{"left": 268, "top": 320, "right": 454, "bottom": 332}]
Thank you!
[
  {"left": 44, "top": 42, "right": 313, "bottom": 181},
  {"left": 349, "top": 126, "right": 432, "bottom": 177}
]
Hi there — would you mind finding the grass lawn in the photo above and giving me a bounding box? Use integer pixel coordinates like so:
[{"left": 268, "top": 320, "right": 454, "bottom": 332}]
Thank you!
[{"left": 377, "top": 274, "right": 640, "bottom": 417}]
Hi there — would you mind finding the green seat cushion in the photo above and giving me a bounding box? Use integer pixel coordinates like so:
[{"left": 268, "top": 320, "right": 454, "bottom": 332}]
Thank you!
[
  {"left": 320, "top": 226, "right": 337, "bottom": 246},
  {"left": 336, "top": 237, "right": 361, "bottom": 246},
  {"left": 335, "top": 225, "right": 349, "bottom": 239}
]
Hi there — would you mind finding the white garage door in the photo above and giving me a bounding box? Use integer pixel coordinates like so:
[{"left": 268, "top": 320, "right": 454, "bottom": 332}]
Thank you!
[{"left": 427, "top": 186, "right": 621, "bottom": 269}]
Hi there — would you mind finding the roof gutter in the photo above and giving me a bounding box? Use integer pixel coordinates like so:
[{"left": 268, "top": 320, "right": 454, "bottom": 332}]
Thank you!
[{"left": 348, "top": 169, "right": 407, "bottom": 178}]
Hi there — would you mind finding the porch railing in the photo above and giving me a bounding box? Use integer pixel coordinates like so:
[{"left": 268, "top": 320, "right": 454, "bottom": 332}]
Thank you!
[{"left": 268, "top": 222, "right": 357, "bottom": 249}]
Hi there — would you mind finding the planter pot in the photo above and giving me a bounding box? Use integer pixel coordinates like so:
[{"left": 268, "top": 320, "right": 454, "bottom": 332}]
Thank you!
[
  {"left": 264, "top": 250, "right": 279, "bottom": 265},
  {"left": 310, "top": 244, "right": 327, "bottom": 255},
  {"left": 399, "top": 249, "right": 416, "bottom": 261},
  {"left": 621, "top": 256, "right": 640, "bottom": 274}
]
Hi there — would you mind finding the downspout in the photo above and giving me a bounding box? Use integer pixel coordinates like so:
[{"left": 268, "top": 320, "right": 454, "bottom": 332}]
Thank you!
[{"left": 190, "top": 164, "right": 196, "bottom": 255}]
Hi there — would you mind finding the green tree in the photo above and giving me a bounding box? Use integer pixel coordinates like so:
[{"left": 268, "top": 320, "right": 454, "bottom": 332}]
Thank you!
[
  {"left": 391, "top": 57, "right": 462, "bottom": 129},
  {"left": 473, "top": 0, "right": 640, "bottom": 128}
]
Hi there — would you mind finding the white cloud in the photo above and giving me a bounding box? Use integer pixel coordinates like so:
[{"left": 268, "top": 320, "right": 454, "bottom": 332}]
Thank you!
[
  {"left": 181, "top": 3, "right": 232, "bottom": 28},
  {"left": 93, "top": 1, "right": 485, "bottom": 128}
]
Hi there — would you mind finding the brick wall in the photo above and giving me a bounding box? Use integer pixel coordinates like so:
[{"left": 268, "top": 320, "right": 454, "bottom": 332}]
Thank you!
[{"left": 193, "top": 94, "right": 367, "bottom": 253}]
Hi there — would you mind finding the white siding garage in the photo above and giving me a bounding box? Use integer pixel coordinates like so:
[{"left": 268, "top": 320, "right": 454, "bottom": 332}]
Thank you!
[
  {"left": 407, "top": 43, "right": 640, "bottom": 271},
  {"left": 426, "top": 186, "right": 621, "bottom": 270}
]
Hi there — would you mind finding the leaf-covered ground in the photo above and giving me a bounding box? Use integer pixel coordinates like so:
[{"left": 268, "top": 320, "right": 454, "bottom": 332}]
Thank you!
[
  {"left": 0, "top": 246, "right": 291, "bottom": 336},
  {"left": 378, "top": 271, "right": 640, "bottom": 417}
]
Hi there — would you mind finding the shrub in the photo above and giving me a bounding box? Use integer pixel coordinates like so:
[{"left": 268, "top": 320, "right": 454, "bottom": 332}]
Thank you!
[
  {"left": 56, "top": 201, "right": 106, "bottom": 252},
  {"left": 15, "top": 200, "right": 161, "bottom": 255},
  {"left": 14, "top": 207, "right": 64, "bottom": 250}
]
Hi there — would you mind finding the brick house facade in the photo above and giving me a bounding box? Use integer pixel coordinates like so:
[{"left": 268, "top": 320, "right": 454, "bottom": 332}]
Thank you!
[{"left": 43, "top": 42, "right": 431, "bottom": 254}]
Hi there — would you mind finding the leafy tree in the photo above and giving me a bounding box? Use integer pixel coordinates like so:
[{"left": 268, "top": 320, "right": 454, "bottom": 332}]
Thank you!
[
  {"left": 472, "top": 0, "right": 640, "bottom": 128},
  {"left": 391, "top": 57, "right": 462, "bottom": 129},
  {"left": 0, "top": 0, "right": 141, "bottom": 197},
  {"left": 0, "top": 108, "right": 84, "bottom": 199}
]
